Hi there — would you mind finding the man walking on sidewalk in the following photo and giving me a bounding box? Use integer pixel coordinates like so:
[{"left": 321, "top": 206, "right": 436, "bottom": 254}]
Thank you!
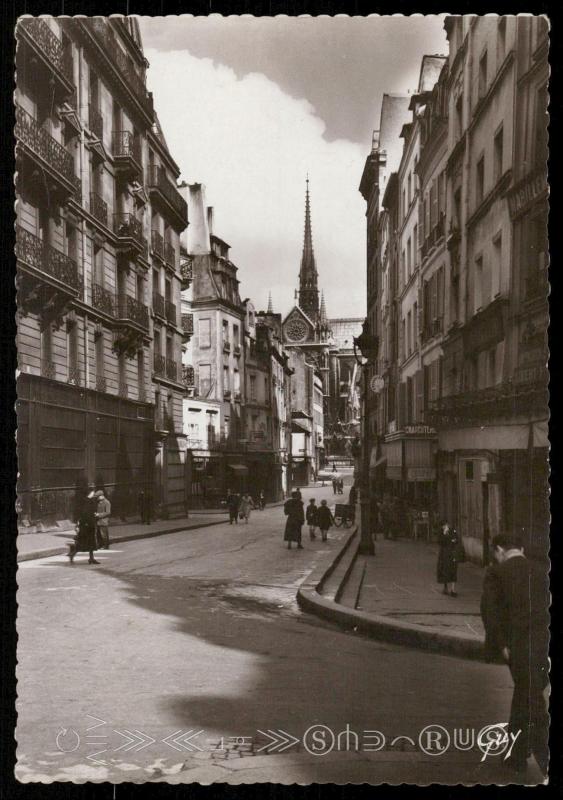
[
  {"left": 283, "top": 490, "right": 304, "bottom": 550},
  {"left": 226, "top": 490, "right": 240, "bottom": 525},
  {"left": 481, "top": 533, "right": 549, "bottom": 776},
  {"left": 95, "top": 489, "right": 111, "bottom": 549}
]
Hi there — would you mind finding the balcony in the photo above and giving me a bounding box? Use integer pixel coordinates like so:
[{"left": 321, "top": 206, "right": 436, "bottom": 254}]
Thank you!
[
  {"left": 90, "top": 191, "right": 108, "bottom": 226},
  {"left": 41, "top": 360, "right": 56, "bottom": 380},
  {"left": 154, "top": 353, "right": 166, "bottom": 378},
  {"left": 223, "top": 341, "right": 231, "bottom": 354},
  {"left": 112, "top": 130, "right": 142, "bottom": 181},
  {"left": 89, "top": 104, "right": 104, "bottom": 140},
  {"left": 16, "top": 226, "right": 82, "bottom": 305},
  {"left": 164, "top": 241, "right": 176, "bottom": 270},
  {"left": 181, "top": 313, "right": 194, "bottom": 341},
  {"left": 233, "top": 344, "right": 241, "bottom": 357},
  {"left": 113, "top": 212, "right": 147, "bottom": 259},
  {"left": 67, "top": 365, "right": 82, "bottom": 387},
  {"left": 15, "top": 106, "right": 80, "bottom": 204},
  {"left": 180, "top": 257, "right": 193, "bottom": 289},
  {"left": 83, "top": 19, "right": 154, "bottom": 121},
  {"left": 165, "top": 300, "right": 177, "bottom": 325},
  {"left": 17, "top": 18, "right": 74, "bottom": 103},
  {"left": 166, "top": 358, "right": 178, "bottom": 382},
  {"left": 116, "top": 294, "right": 149, "bottom": 330},
  {"left": 182, "top": 365, "right": 195, "bottom": 388},
  {"left": 153, "top": 292, "right": 165, "bottom": 318},
  {"left": 151, "top": 229, "right": 165, "bottom": 261},
  {"left": 92, "top": 282, "right": 115, "bottom": 317},
  {"left": 147, "top": 165, "right": 188, "bottom": 231}
]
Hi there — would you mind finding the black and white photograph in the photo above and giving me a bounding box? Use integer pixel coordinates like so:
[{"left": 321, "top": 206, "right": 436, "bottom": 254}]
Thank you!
[{"left": 13, "top": 13, "right": 550, "bottom": 785}]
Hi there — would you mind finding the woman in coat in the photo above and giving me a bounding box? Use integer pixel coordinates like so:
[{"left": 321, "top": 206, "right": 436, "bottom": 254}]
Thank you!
[
  {"left": 69, "top": 492, "right": 99, "bottom": 564},
  {"left": 437, "top": 522, "right": 461, "bottom": 596},
  {"left": 239, "top": 493, "right": 255, "bottom": 523},
  {"left": 283, "top": 490, "right": 305, "bottom": 549},
  {"left": 316, "top": 499, "right": 335, "bottom": 542}
]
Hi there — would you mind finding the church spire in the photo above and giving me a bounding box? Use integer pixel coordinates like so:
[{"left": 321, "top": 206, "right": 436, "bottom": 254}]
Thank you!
[
  {"left": 298, "top": 176, "right": 319, "bottom": 321},
  {"left": 319, "top": 290, "right": 327, "bottom": 324},
  {"left": 267, "top": 291, "right": 274, "bottom": 314}
]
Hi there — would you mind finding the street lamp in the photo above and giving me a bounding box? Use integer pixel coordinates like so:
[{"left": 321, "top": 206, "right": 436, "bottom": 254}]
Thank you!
[{"left": 353, "top": 320, "right": 379, "bottom": 556}]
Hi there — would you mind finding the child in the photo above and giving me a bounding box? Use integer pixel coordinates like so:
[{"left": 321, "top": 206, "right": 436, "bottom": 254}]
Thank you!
[
  {"left": 317, "top": 499, "right": 335, "bottom": 542},
  {"left": 306, "top": 498, "right": 318, "bottom": 540}
]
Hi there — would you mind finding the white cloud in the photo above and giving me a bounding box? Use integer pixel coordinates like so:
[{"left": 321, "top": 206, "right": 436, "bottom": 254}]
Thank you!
[{"left": 145, "top": 50, "right": 367, "bottom": 318}]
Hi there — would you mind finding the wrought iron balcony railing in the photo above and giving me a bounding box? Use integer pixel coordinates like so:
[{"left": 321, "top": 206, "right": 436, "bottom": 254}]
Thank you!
[
  {"left": 116, "top": 294, "right": 149, "bottom": 329},
  {"left": 151, "top": 229, "right": 164, "bottom": 259},
  {"left": 87, "top": 19, "right": 153, "bottom": 117},
  {"left": 164, "top": 241, "right": 175, "bottom": 268},
  {"left": 118, "top": 381, "right": 129, "bottom": 399},
  {"left": 95, "top": 375, "right": 107, "bottom": 393},
  {"left": 166, "top": 358, "right": 178, "bottom": 382},
  {"left": 68, "top": 365, "right": 82, "bottom": 386},
  {"left": 112, "top": 130, "right": 141, "bottom": 162},
  {"left": 154, "top": 353, "right": 166, "bottom": 377},
  {"left": 180, "top": 257, "right": 193, "bottom": 286},
  {"left": 181, "top": 313, "right": 194, "bottom": 338},
  {"left": 165, "top": 300, "right": 177, "bottom": 325},
  {"left": 89, "top": 104, "right": 103, "bottom": 140},
  {"left": 16, "top": 226, "right": 81, "bottom": 292},
  {"left": 147, "top": 165, "right": 188, "bottom": 226},
  {"left": 153, "top": 292, "right": 165, "bottom": 318},
  {"left": 19, "top": 18, "right": 73, "bottom": 84},
  {"left": 182, "top": 365, "right": 195, "bottom": 387},
  {"left": 92, "top": 282, "right": 115, "bottom": 316},
  {"left": 15, "top": 105, "right": 76, "bottom": 187},
  {"left": 114, "top": 212, "right": 143, "bottom": 241},
  {"left": 41, "top": 360, "right": 56, "bottom": 380},
  {"left": 90, "top": 191, "right": 108, "bottom": 226}
]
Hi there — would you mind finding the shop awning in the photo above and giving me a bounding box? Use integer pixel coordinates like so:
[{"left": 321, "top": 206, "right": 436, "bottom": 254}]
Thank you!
[
  {"left": 292, "top": 420, "right": 311, "bottom": 434},
  {"left": 227, "top": 464, "right": 248, "bottom": 473}
]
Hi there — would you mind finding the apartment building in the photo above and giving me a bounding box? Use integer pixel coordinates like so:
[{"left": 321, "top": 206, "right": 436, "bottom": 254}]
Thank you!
[{"left": 16, "top": 17, "right": 188, "bottom": 526}]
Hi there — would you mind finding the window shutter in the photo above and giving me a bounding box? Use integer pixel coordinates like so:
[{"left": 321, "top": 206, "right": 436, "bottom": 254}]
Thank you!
[
  {"left": 418, "top": 202, "right": 424, "bottom": 248},
  {"left": 437, "top": 266, "right": 445, "bottom": 322},
  {"left": 416, "top": 369, "right": 424, "bottom": 421},
  {"left": 417, "top": 286, "right": 424, "bottom": 335},
  {"left": 424, "top": 196, "right": 430, "bottom": 240},
  {"left": 430, "top": 359, "right": 439, "bottom": 402},
  {"left": 431, "top": 272, "right": 438, "bottom": 324},
  {"left": 398, "top": 381, "right": 407, "bottom": 428},
  {"left": 399, "top": 318, "right": 405, "bottom": 362}
]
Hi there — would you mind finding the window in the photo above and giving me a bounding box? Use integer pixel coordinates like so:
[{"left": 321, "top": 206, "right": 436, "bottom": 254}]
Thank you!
[
  {"left": 223, "top": 365, "right": 230, "bottom": 392},
  {"left": 136, "top": 274, "right": 144, "bottom": 304},
  {"left": 478, "top": 50, "right": 488, "bottom": 98},
  {"left": 474, "top": 256, "right": 484, "bottom": 312},
  {"left": 407, "top": 237, "right": 412, "bottom": 279},
  {"left": 493, "top": 126, "right": 504, "bottom": 182},
  {"left": 534, "top": 84, "right": 548, "bottom": 170},
  {"left": 222, "top": 319, "right": 229, "bottom": 345},
  {"left": 407, "top": 311, "right": 412, "bottom": 356},
  {"left": 497, "top": 17, "right": 507, "bottom": 65},
  {"left": 137, "top": 349, "right": 144, "bottom": 399},
  {"left": 153, "top": 267, "right": 160, "bottom": 296},
  {"left": 199, "top": 318, "right": 211, "bottom": 349},
  {"left": 234, "top": 369, "right": 240, "bottom": 395},
  {"left": 492, "top": 233, "right": 502, "bottom": 297},
  {"left": 264, "top": 376, "right": 269, "bottom": 402},
  {"left": 67, "top": 319, "right": 79, "bottom": 384},
  {"left": 476, "top": 156, "right": 485, "bottom": 204},
  {"left": 41, "top": 324, "right": 53, "bottom": 373},
  {"left": 166, "top": 335, "right": 173, "bottom": 362},
  {"left": 430, "top": 180, "right": 438, "bottom": 231},
  {"left": 66, "top": 223, "right": 77, "bottom": 263},
  {"left": 465, "top": 461, "right": 474, "bottom": 481},
  {"left": 413, "top": 301, "right": 418, "bottom": 346},
  {"left": 199, "top": 364, "right": 211, "bottom": 397},
  {"left": 95, "top": 330, "right": 104, "bottom": 386},
  {"left": 93, "top": 244, "right": 104, "bottom": 286},
  {"left": 413, "top": 224, "right": 418, "bottom": 266},
  {"left": 249, "top": 374, "right": 256, "bottom": 401}
]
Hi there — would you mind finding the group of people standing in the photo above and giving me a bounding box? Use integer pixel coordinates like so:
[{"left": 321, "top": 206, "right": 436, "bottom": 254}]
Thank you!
[
  {"left": 69, "top": 488, "right": 111, "bottom": 564},
  {"left": 283, "top": 491, "right": 335, "bottom": 549},
  {"left": 332, "top": 478, "right": 344, "bottom": 495},
  {"left": 226, "top": 490, "right": 265, "bottom": 524}
]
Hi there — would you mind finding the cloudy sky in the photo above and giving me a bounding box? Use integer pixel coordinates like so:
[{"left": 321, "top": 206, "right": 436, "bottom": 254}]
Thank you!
[{"left": 139, "top": 15, "right": 447, "bottom": 317}]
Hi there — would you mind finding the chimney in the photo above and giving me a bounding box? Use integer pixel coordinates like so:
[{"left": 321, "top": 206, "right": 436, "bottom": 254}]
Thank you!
[{"left": 207, "top": 207, "right": 214, "bottom": 237}]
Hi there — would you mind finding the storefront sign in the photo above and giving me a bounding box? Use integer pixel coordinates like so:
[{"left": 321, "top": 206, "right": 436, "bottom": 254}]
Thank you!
[
  {"left": 404, "top": 425, "right": 436, "bottom": 436},
  {"left": 507, "top": 169, "right": 547, "bottom": 220},
  {"left": 370, "top": 375, "right": 385, "bottom": 393}
]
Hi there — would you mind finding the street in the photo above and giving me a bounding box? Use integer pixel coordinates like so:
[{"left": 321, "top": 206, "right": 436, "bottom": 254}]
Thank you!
[{"left": 16, "top": 483, "right": 532, "bottom": 784}]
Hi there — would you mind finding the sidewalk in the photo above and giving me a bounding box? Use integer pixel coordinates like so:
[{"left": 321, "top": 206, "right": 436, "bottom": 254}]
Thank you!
[
  {"left": 298, "top": 532, "right": 487, "bottom": 660},
  {"left": 17, "top": 512, "right": 227, "bottom": 563}
]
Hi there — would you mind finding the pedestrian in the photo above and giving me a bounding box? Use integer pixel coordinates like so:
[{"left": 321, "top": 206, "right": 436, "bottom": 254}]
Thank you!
[
  {"left": 94, "top": 489, "right": 111, "bottom": 549},
  {"left": 436, "top": 521, "right": 462, "bottom": 596},
  {"left": 317, "top": 499, "right": 335, "bottom": 542},
  {"left": 332, "top": 462, "right": 337, "bottom": 473},
  {"left": 332, "top": 477, "right": 338, "bottom": 495},
  {"left": 295, "top": 488, "right": 302, "bottom": 502},
  {"left": 283, "top": 490, "right": 304, "bottom": 550},
  {"left": 480, "top": 534, "right": 549, "bottom": 776},
  {"left": 239, "top": 493, "right": 255, "bottom": 523},
  {"left": 258, "top": 490, "right": 266, "bottom": 510},
  {"left": 306, "top": 498, "right": 318, "bottom": 540},
  {"left": 68, "top": 490, "right": 99, "bottom": 565},
  {"left": 338, "top": 478, "right": 344, "bottom": 495},
  {"left": 226, "top": 490, "right": 240, "bottom": 524}
]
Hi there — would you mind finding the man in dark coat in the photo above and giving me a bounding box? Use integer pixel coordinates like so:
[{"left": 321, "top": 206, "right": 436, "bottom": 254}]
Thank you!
[
  {"left": 226, "top": 490, "right": 240, "bottom": 525},
  {"left": 284, "top": 490, "right": 305, "bottom": 549},
  {"left": 481, "top": 534, "right": 549, "bottom": 776},
  {"left": 436, "top": 522, "right": 461, "bottom": 596},
  {"left": 69, "top": 491, "right": 99, "bottom": 564}
]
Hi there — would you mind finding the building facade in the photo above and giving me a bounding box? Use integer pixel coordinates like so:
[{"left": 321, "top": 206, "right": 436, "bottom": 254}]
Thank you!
[{"left": 16, "top": 17, "right": 188, "bottom": 528}]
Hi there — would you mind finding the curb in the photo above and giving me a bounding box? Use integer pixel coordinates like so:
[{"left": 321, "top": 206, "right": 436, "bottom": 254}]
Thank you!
[
  {"left": 17, "top": 519, "right": 226, "bottom": 563},
  {"left": 297, "top": 534, "right": 486, "bottom": 662}
]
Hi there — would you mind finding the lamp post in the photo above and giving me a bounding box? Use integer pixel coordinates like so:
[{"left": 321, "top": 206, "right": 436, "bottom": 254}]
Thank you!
[{"left": 353, "top": 320, "right": 379, "bottom": 556}]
